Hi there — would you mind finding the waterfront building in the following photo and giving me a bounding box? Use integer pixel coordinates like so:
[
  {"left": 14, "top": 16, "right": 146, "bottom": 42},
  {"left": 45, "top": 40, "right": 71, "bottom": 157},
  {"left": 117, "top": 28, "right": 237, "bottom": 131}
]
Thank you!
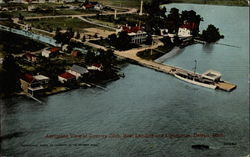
[
  {"left": 178, "top": 27, "right": 192, "bottom": 38},
  {"left": 20, "top": 74, "right": 50, "bottom": 96},
  {"left": 41, "top": 47, "right": 60, "bottom": 58},
  {"left": 87, "top": 63, "right": 103, "bottom": 71},
  {"left": 58, "top": 72, "right": 76, "bottom": 83},
  {"left": 67, "top": 64, "right": 88, "bottom": 80},
  {"left": 178, "top": 21, "right": 198, "bottom": 38},
  {"left": 116, "top": 25, "right": 147, "bottom": 44}
]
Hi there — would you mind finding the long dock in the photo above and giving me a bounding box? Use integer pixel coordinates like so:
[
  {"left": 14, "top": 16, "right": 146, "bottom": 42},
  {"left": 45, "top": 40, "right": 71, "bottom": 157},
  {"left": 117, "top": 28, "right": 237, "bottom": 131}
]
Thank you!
[{"left": 114, "top": 44, "right": 237, "bottom": 92}]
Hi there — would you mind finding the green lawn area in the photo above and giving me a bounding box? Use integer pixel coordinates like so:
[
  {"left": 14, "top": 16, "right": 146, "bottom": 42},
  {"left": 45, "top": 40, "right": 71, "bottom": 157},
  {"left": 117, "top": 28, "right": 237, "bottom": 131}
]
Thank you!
[
  {"left": 137, "top": 49, "right": 164, "bottom": 60},
  {"left": 90, "top": 14, "right": 148, "bottom": 27},
  {"left": 0, "top": 9, "right": 99, "bottom": 18},
  {"left": 25, "top": 17, "right": 101, "bottom": 32}
]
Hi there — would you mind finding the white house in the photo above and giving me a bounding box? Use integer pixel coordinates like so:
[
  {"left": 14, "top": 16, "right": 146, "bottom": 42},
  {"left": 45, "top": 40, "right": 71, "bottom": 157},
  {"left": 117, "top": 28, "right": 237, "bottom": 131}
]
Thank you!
[
  {"left": 178, "top": 27, "right": 192, "bottom": 38},
  {"left": 41, "top": 47, "right": 59, "bottom": 58},
  {"left": 67, "top": 64, "right": 88, "bottom": 80},
  {"left": 94, "top": 3, "right": 103, "bottom": 10},
  {"left": 87, "top": 64, "right": 103, "bottom": 71},
  {"left": 117, "top": 25, "right": 147, "bottom": 44},
  {"left": 20, "top": 74, "right": 50, "bottom": 96}
]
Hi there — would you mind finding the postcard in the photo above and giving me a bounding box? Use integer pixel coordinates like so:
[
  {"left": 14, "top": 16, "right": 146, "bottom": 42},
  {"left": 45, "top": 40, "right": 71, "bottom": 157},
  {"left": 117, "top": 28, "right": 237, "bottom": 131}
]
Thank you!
[{"left": 0, "top": 0, "right": 249, "bottom": 156}]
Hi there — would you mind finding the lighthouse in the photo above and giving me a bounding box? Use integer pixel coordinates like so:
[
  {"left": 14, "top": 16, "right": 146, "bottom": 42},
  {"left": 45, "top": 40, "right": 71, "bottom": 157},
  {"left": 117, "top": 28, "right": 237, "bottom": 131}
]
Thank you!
[{"left": 139, "top": 0, "right": 143, "bottom": 16}]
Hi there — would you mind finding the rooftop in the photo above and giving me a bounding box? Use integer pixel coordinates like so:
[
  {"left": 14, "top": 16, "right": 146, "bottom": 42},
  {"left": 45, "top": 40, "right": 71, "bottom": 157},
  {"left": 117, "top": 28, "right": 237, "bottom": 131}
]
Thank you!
[
  {"left": 70, "top": 64, "right": 88, "bottom": 74},
  {"left": 21, "top": 74, "right": 35, "bottom": 83},
  {"left": 33, "top": 75, "right": 49, "bottom": 81},
  {"left": 202, "top": 70, "right": 221, "bottom": 81},
  {"left": 122, "top": 26, "right": 143, "bottom": 33},
  {"left": 59, "top": 72, "right": 76, "bottom": 79}
]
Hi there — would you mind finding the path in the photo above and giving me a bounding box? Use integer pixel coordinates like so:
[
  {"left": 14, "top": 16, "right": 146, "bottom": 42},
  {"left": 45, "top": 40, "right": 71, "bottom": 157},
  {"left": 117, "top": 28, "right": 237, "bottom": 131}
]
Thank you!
[{"left": 154, "top": 46, "right": 181, "bottom": 63}]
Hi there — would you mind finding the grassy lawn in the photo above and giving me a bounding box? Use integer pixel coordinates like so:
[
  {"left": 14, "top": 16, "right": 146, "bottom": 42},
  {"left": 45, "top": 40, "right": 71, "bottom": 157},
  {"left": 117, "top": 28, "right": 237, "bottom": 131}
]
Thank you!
[
  {"left": 137, "top": 45, "right": 174, "bottom": 60},
  {"left": 25, "top": 17, "right": 101, "bottom": 32},
  {"left": 0, "top": 9, "right": 99, "bottom": 18},
  {"left": 137, "top": 49, "right": 164, "bottom": 60},
  {"left": 90, "top": 14, "right": 148, "bottom": 27}
]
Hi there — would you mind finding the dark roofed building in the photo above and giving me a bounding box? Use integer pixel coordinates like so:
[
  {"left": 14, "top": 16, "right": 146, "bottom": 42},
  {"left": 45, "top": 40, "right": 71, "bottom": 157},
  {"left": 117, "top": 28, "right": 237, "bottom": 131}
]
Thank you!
[{"left": 67, "top": 64, "right": 88, "bottom": 79}]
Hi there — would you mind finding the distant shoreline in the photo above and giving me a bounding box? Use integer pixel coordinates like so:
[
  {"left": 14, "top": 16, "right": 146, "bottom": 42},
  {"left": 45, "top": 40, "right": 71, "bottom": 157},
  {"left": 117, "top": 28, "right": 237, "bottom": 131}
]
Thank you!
[
  {"left": 93, "top": 0, "right": 248, "bottom": 8},
  {"left": 165, "top": 1, "right": 249, "bottom": 7}
]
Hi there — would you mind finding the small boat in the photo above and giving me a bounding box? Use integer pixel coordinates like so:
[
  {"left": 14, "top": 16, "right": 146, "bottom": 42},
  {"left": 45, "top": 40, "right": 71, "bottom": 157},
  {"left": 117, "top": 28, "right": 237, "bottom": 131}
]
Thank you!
[{"left": 192, "top": 144, "right": 210, "bottom": 150}]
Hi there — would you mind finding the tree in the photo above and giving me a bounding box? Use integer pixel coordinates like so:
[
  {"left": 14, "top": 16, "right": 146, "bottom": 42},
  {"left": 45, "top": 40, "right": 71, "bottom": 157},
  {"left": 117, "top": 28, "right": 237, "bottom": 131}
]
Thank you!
[
  {"left": 53, "top": 27, "right": 74, "bottom": 45},
  {"left": 116, "top": 32, "right": 131, "bottom": 50},
  {"left": 82, "top": 35, "right": 86, "bottom": 42},
  {"left": 166, "top": 8, "right": 181, "bottom": 33},
  {"left": 85, "top": 51, "right": 96, "bottom": 65},
  {"left": 145, "top": 34, "right": 153, "bottom": 45},
  {"left": 201, "top": 24, "right": 224, "bottom": 43},
  {"left": 0, "top": 55, "right": 20, "bottom": 95},
  {"left": 18, "top": 13, "right": 24, "bottom": 21},
  {"left": 180, "top": 10, "right": 202, "bottom": 35},
  {"left": 173, "top": 36, "right": 181, "bottom": 46},
  {"left": 75, "top": 31, "right": 80, "bottom": 39},
  {"left": 161, "top": 36, "right": 173, "bottom": 46}
]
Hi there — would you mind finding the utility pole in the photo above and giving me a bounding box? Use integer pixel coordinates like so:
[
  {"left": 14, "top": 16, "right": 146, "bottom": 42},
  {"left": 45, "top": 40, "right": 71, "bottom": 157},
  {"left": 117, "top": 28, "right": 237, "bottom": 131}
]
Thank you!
[
  {"left": 114, "top": 9, "right": 117, "bottom": 20},
  {"left": 150, "top": 39, "right": 153, "bottom": 56}
]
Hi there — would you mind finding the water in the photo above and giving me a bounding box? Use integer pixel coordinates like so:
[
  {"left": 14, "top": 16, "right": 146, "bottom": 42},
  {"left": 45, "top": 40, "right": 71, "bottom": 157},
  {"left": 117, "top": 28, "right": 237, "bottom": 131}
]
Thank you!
[
  {"left": 1, "top": 4, "right": 249, "bottom": 157},
  {"left": 0, "top": 25, "right": 60, "bottom": 47}
]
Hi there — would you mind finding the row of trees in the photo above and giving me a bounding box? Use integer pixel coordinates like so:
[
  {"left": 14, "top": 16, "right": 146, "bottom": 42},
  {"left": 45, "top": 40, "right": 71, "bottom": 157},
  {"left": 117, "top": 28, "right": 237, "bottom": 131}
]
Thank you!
[
  {"left": 107, "top": 32, "right": 132, "bottom": 50},
  {"left": 0, "top": 55, "right": 21, "bottom": 96},
  {"left": 143, "top": 0, "right": 202, "bottom": 36}
]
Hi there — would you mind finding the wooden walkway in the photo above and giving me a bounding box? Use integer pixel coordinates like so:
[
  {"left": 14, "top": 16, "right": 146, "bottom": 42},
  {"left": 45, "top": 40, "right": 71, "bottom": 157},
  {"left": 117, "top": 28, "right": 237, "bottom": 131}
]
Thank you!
[{"left": 114, "top": 43, "right": 236, "bottom": 92}]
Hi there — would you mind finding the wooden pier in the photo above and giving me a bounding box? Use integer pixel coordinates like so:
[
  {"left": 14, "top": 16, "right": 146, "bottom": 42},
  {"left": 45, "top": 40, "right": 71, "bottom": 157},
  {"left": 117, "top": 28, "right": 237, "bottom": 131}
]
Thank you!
[{"left": 114, "top": 46, "right": 237, "bottom": 92}]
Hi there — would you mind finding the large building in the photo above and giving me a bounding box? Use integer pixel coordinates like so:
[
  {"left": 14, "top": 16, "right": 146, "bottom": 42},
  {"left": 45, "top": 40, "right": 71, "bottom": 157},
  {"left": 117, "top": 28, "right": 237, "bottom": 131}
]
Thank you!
[{"left": 116, "top": 25, "right": 147, "bottom": 44}]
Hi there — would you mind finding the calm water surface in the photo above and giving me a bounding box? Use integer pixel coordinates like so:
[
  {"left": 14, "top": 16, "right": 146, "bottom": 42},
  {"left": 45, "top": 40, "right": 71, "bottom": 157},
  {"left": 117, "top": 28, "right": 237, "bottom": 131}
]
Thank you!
[{"left": 1, "top": 4, "right": 249, "bottom": 157}]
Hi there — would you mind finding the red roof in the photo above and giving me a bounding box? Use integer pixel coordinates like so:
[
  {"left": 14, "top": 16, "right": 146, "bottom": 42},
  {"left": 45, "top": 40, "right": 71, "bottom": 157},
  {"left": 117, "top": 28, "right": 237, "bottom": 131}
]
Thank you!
[
  {"left": 92, "top": 63, "right": 102, "bottom": 68},
  {"left": 49, "top": 48, "right": 60, "bottom": 53},
  {"left": 122, "top": 26, "right": 142, "bottom": 33},
  {"left": 59, "top": 72, "right": 76, "bottom": 80},
  {"left": 21, "top": 74, "right": 35, "bottom": 83},
  {"left": 84, "top": 4, "right": 95, "bottom": 8},
  {"left": 180, "top": 22, "right": 198, "bottom": 30}
]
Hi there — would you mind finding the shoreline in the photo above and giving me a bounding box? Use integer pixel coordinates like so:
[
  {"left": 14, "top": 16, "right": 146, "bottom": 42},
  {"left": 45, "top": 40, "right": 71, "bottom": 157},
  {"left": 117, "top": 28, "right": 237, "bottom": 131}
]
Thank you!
[{"left": 162, "top": 1, "right": 249, "bottom": 7}]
